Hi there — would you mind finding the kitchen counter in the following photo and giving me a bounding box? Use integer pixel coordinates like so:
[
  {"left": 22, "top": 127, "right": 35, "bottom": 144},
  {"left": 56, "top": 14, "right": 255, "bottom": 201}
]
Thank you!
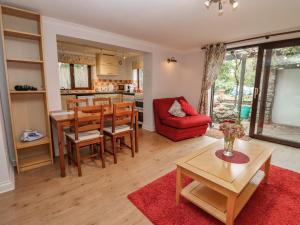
[{"left": 60, "top": 90, "right": 136, "bottom": 96}]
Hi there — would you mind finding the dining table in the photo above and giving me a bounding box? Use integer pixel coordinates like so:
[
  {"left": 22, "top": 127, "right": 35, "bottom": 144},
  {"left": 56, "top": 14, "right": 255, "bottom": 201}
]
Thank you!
[{"left": 49, "top": 107, "right": 139, "bottom": 177}]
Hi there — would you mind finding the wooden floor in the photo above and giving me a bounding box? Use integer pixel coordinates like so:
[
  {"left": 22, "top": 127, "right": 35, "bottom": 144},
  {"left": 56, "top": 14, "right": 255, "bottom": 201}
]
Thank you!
[{"left": 0, "top": 130, "right": 299, "bottom": 225}]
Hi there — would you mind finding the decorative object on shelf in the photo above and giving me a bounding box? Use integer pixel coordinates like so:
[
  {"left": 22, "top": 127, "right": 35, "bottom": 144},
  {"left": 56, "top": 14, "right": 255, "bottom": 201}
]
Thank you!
[
  {"left": 15, "top": 85, "right": 37, "bottom": 91},
  {"left": 219, "top": 120, "right": 245, "bottom": 157},
  {"left": 167, "top": 57, "right": 177, "bottom": 63},
  {"left": 204, "top": 0, "right": 238, "bottom": 14},
  {"left": 20, "top": 129, "right": 44, "bottom": 142}
]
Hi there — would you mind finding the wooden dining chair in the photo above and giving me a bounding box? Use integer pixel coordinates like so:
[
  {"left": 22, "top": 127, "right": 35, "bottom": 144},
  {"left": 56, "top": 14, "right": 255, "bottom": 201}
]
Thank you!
[
  {"left": 93, "top": 97, "right": 114, "bottom": 129},
  {"left": 103, "top": 102, "right": 135, "bottom": 164},
  {"left": 67, "top": 98, "right": 88, "bottom": 111},
  {"left": 93, "top": 97, "right": 112, "bottom": 107},
  {"left": 65, "top": 105, "right": 105, "bottom": 176},
  {"left": 65, "top": 98, "right": 89, "bottom": 137}
]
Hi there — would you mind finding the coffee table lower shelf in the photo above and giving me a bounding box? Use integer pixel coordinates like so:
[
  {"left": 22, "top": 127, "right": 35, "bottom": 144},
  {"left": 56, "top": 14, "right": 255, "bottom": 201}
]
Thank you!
[{"left": 181, "top": 170, "right": 265, "bottom": 223}]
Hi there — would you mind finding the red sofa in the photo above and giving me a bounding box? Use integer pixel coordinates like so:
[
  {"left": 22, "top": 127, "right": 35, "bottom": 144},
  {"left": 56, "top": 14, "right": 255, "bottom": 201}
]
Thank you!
[{"left": 153, "top": 96, "right": 211, "bottom": 141}]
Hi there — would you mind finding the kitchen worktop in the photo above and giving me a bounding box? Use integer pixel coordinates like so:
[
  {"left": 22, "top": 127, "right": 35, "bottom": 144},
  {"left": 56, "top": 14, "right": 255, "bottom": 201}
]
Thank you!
[{"left": 60, "top": 90, "right": 137, "bottom": 96}]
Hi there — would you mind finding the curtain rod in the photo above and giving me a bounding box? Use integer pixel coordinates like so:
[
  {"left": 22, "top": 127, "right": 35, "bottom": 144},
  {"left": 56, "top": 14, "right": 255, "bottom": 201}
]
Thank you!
[{"left": 201, "top": 29, "right": 300, "bottom": 50}]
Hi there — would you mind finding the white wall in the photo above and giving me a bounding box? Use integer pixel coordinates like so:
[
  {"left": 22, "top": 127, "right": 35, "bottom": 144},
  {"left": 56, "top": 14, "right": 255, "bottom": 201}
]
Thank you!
[
  {"left": 179, "top": 51, "right": 205, "bottom": 109},
  {"left": 151, "top": 50, "right": 204, "bottom": 109},
  {"left": 272, "top": 69, "right": 300, "bottom": 127},
  {"left": 42, "top": 16, "right": 204, "bottom": 132},
  {"left": 0, "top": 100, "right": 15, "bottom": 193}
]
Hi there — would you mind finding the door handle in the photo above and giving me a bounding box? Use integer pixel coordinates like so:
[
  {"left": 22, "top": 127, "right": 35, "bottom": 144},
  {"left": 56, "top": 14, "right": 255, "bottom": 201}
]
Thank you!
[{"left": 254, "top": 88, "right": 260, "bottom": 99}]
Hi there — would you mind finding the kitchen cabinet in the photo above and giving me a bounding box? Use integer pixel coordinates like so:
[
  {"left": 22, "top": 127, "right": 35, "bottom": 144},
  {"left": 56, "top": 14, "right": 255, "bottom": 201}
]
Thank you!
[
  {"left": 123, "top": 94, "right": 135, "bottom": 102},
  {"left": 96, "top": 54, "right": 120, "bottom": 76},
  {"left": 61, "top": 93, "right": 124, "bottom": 110},
  {"left": 100, "top": 65, "right": 119, "bottom": 76},
  {"left": 101, "top": 54, "right": 118, "bottom": 65},
  {"left": 94, "top": 94, "right": 122, "bottom": 103}
]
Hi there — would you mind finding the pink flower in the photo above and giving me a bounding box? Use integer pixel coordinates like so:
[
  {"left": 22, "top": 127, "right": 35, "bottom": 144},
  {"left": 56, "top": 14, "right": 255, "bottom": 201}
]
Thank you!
[{"left": 219, "top": 120, "right": 245, "bottom": 139}]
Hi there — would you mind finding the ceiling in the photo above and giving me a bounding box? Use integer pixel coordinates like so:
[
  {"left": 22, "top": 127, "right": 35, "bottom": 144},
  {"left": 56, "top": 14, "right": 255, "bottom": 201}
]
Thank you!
[
  {"left": 2, "top": 0, "right": 300, "bottom": 50},
  {"left": 57, "top": 36, "right": 143, "bottom": 57}
]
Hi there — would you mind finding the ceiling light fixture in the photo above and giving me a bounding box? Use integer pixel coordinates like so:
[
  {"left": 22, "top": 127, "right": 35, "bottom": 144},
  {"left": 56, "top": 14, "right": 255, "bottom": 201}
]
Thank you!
[{"left": 204, "top": 0, "right": 239, "bottom": 14}]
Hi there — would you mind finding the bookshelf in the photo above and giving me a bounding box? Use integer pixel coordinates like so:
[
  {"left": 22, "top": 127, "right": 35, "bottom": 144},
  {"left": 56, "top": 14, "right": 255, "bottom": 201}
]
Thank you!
[{"left": 0, "top": 5, "right": 53, "bottom": 173}]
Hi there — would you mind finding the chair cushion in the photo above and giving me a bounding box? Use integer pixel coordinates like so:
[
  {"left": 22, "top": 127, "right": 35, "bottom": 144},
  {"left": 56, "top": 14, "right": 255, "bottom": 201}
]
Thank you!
[
  {"left": 66, "top": 130, "right": 102, "bottom": 143},
  {"left": 168, "top": 100, "right": 186, "bottom": 117},
  {"left": 179, "top": 99, "right": 198, "bottom": 116},
  {"left": 153, "top": 96, "right": 186, "bottom": 120},
  {"left": 162, "top": 115, "right": 212, "bottom": 129},
  {"left": 104, "top": 125, "right": 132, "bottom": 134}
]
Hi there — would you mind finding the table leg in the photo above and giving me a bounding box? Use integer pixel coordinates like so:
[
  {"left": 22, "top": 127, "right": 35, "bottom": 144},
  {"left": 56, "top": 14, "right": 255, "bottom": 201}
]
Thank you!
[
  {"left": 176, "top": 166, "right": 184, "bottom": 205},
  {"left": 134, "top": 111, "right": 139, "bottom": 153},
  {"left": 226, "top": 194, "right": 237, "bottom": 225},
  {"left": 57, "top": 123, "right": 66, "bottom": 177},
  {"left": 264, "top": 156, "right": 271, "bottom": 183}
]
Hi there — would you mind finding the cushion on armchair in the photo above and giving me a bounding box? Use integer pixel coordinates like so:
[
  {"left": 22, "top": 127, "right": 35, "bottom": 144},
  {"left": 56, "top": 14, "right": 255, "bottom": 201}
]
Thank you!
[
  {"left": 179, "top": 99, "right": 198, "bottom": 116},
  {"left": 168, "top": 100, "right": 186, "bottom": 117},
  {"left": 154, "top": 96, "right": 186, "bottom": 119}
]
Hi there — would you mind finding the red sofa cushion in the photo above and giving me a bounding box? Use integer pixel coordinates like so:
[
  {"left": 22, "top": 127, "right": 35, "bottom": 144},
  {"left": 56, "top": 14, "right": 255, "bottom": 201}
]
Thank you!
[
  {"left": 179, "top": 99, "right": 198, "bottom": 116},
  {"left": 153, "top": 96, "right": 186, "bottom": 120},
  {"left": 162, "top": 115, "right": 212, "bottom": 129}
]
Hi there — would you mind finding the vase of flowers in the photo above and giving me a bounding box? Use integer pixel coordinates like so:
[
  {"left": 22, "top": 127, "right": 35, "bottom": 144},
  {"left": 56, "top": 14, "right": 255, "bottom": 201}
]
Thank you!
[{"left": 219, "top": 120, "right": 245, "bottom": 157}]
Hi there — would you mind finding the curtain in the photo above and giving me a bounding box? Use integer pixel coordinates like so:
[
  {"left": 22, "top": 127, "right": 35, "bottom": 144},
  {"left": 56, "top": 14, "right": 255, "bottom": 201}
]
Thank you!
[
  {"left": 59, "top": 63, "right": 71, "bottom": 89},
  {"left": 198, "top": 43, "right": 226, "bottom": 115}
]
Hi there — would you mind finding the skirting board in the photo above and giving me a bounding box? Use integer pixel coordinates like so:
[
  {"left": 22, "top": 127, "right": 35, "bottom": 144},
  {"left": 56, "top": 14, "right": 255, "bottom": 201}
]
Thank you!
[
  {"left": 142, "top": 124, "right": 155, "bottom": 132},
  {"left": 0, "top": 164, "right": 15, "bottom": 193}
]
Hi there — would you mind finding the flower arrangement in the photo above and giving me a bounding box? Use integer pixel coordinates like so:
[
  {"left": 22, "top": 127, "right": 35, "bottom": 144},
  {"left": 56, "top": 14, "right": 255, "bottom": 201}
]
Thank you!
[
  {"left": 219, "top": 120, "right": 245, "bottom": 139},
  {"left": 219, "top": 120, "right": 245, "bottom": 156}
]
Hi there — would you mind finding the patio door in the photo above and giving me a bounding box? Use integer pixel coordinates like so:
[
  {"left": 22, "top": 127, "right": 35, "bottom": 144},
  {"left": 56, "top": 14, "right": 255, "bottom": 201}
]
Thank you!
[
  {"left": 249, "top": 39, "right": 300, "bottom": 148},
  {"left": 211, "top": 47, "right": 258, "bottom": 133}
]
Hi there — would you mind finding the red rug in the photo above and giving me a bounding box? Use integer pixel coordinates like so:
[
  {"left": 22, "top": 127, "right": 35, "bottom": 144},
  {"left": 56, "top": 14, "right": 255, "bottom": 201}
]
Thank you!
[{"left": 128, "top": 166, "right": 300, "bottom": 225}]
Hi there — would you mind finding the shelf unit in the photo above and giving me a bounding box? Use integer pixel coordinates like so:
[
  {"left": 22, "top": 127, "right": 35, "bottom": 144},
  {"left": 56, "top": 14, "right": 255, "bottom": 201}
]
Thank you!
[
  {"left": 0, "top": 5, "right": 53, "bottom": 173},
  {"left": 7, "top": 58, "right": 44, "bottom": 64},
  {"left": 10, "top": 90, "right": 46, "bottom": 94},
  {"left": 181, "top": 170, "right": 265, "bottom": 223},
  {"left": 4, "top": 29, "right": 41, "bottom": 40}
]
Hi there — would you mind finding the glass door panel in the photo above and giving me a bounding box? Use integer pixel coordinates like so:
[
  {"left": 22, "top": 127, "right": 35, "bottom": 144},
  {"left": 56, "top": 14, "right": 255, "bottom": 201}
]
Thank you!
[
  {"left": 250, "top": 41, "right": 300, "bottom": 147},
  {"left": 212, "top": 47, "right": 258, "bottom": 134}
]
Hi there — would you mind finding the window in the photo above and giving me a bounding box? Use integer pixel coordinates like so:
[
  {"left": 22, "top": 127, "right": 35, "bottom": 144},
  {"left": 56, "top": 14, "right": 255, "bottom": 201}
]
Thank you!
[
  {"left": 133, "top": 69, "right": 143, "bottom": 91},
  {"left": 73, "top": 64, "right": 90, "bottom": 88},
  {"left": 59, "top": 63, "right": 92, "bottom": 89}
]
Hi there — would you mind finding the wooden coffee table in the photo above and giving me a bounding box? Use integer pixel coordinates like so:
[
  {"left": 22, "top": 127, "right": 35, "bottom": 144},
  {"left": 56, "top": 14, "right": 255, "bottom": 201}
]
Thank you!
[{"left": 175, "top": 140, "right": 273, "bottom": 225}]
